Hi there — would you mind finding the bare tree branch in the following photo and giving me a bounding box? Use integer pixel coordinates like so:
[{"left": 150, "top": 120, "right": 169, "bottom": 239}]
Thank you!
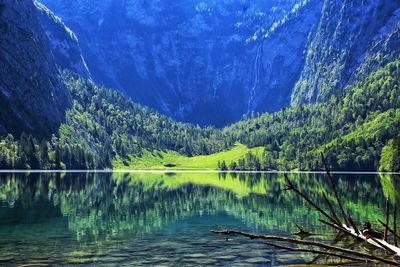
[
  {"left": 321, "top": 152, "right": 349, "bottom": 227},
  {"left": 263, "top": 241, "right": 368, "bottom": 263},
  {"left": 211, "top": 230, "right": 399, "bottom": 265}
]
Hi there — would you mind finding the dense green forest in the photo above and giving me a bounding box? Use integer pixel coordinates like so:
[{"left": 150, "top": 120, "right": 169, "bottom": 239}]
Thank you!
[
  {"left": 223, "top": 59, "right": 400, "bottom": 171},
  {"left": 0, "top": 60, "right": 400, "bottom": 171},
  {"left": 0, "top": 72, "right": 229, "bottom": 169}
]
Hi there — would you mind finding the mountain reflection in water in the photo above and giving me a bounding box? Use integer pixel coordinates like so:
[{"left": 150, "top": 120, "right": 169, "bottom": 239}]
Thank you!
[{"left": 0, "top": 172, "right": 398, "bottom": 266}]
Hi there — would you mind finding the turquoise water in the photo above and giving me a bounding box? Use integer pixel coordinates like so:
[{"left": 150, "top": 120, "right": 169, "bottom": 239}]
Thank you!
[{"left": 0, "top": 172, "right": 398, "bottom": 266}]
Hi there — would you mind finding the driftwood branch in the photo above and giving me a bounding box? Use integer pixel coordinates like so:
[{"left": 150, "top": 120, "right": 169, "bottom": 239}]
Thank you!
[
  {"left": 284, "top": 174, "right": 340, "bottom": 227},
  {"left": 321, "top": 218, "right": 398, "bottom": 255},
  {"left": 319, "top": 219, "right": 361, "bottom": 241},
  {"left": 293, "top": 223, "right": 314, "bottom": 238},
  {"left": 368, "top": 235, "right": 398, "bottom": 255},
  {"left": 394, "top": 203, "right": 398, "bottom": 247},
  {"left": 378, "top": 219, "right": 400, "bottom": 241},
  {"left": 212, "top": 155, "right": 400, "bottom": 266},
  {"left": 212, "top": 230, "right": 398, "bottom": 265},
  {"left": 347, "top": 216, "right": 360, "bottom": 235},
  {"left": 263, "top": 241, "right": 367, "bottom": 263},
  {"left": 321, "top": 153, "right": 349, "bottom": 227},
  {"left": 385, "top": 197, "right": 390, "bottom": 241},
  {"left": 323, "top": 192, "right": 342, "bottom": 226}
]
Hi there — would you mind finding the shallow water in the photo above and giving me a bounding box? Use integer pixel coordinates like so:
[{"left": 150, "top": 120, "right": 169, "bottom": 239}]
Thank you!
[{"left": 0, "top": 172, "right": 398, "bottom": 266}]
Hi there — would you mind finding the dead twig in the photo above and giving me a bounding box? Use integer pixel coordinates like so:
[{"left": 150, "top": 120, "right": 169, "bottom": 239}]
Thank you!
[
  {"left": 321, "top": 153, "right": 349, "bottom": 227},
  {"left": 284, "top": 174, "right": 340, "bottom": 227},
  {"left": 385, "top": 197, "right": 390, "bottom": 241},
  {"left": 394, "top": 203, "right": 398, "bottom": 247},
  {"left": 293, "top": 223, "right": 314, "bottom": 238},
  {"left": 323, "top": 192, "right": 342, "bottom": 226}
]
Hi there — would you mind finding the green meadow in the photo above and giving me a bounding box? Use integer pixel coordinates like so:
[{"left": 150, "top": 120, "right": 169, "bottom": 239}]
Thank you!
[{"left": 113, "top": 143, "right": 264, "bottom": 170}]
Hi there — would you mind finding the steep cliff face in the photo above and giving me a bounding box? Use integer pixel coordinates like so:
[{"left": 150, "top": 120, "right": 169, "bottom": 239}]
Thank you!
[
  {"left": 292, "top": 0, "right": 400, "bottom": 105},
  {"left": 247, "top": 0, "right": 322, "bottom": 116},
  {"left": 34, "top": 1, "right": 91, "bottom": 79},
  {"left": 0, "top": 0, "right": 71, "bottom": 137},
  {"left": 40, "top": 0, "right": 322, "bottom": 126}
]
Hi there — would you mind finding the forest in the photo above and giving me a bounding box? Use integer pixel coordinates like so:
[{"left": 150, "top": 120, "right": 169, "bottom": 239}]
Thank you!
[
  {"left": 0, "top": 60, "right": 400, "bottom": 171},
  {"left": 222, "top": 59, "right": 400, "bottom": 171}
]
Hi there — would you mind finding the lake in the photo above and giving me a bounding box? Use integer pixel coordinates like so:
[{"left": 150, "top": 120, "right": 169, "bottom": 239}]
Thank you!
[{"left": 0, "top": 172, "right": 398, "bottom": 266}]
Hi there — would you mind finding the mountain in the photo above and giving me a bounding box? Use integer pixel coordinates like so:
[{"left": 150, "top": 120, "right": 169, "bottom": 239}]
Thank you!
[
  {"left": 2, "top": 59, "right": 399, "bottom": 171},
  {"left": 0, "top": 0, "right": 399, "bottom": 171},
  {"left": 291, "top": 0, "right": 400, "bottom": 105},
  {"left": 0, "top": 72, "right": 230, "bottom": 169},
  {"left": 34, "top": 1, "right": 91, "bottom": 79},
  {"left": 0, "top": 0, "right": 71, "bottom": 137},
  {"left": 39, "top": 0, "right": 322, "bottom": 126},
  {"left": 224, "top": 59, "right": 400, "bottom": 171}
]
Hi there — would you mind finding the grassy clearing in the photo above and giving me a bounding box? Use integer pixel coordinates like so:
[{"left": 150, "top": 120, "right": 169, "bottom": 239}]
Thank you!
[
  {"left": 113, "top": 143, "right": 265, "bottom": 170},
  {"left": 112, "top": 172, "right": 271, "bottom": 197}
]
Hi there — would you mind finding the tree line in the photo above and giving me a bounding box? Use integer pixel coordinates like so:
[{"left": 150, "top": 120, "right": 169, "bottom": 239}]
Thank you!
[
  {"left": 1, "top": 60, "right": 400, "bottom": 171},
  {"left": 0, "top": 71, "right": 230, "bottom": 169},
  {"left": 223, "top": 59, "right": 400, "bottom": 171}
]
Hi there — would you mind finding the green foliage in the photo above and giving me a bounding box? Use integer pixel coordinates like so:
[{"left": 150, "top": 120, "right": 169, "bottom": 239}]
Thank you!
[
  {"left": 0, "top": 132, "right": 96, "bottom": 170},
  {"left": 113, "top": 143, "right": 264, "bottom": 170},
  {"left": 225, "top": 59, "right": 400, "bottom": 171},
  {"left": 0, "top": 72, "right": 230, "bottom": 169},
  {"left": 222, "top": 150, "right": 264, "bottom": 171},
  {"left": 379, "top": 136, "right": 400, "bottom": 172},
  {"left": 60, "top": 72, "right": 229, "bottom": 166},
  {"left": 1, "top": 59, "right": 399, "bottom": 171}
]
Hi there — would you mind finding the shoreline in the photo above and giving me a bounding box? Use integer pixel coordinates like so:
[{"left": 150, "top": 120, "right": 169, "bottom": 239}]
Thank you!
[{"left": 0, "top": 170, "right": 399, "bottom": 175}]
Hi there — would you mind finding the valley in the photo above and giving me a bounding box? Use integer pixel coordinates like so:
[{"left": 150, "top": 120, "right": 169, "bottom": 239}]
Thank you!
[
  {"left": 0, "top": 0, "right": 399, "bottom": 172},
  {"left": 1, "top": 1, "right": 400, "bottom": 265}
]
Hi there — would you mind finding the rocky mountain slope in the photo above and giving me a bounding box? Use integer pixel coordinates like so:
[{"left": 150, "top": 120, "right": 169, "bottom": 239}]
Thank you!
[
  {"left": 34, "top": 1, "right": 91, "bottom": 79},
  {"left": 40, "top": 0, "right": 322, "bottom": 126},
  {"left": 0, "top": 0, "right": 71, "bottom": 137},
  {"left": 8, "top": 0, "right": 399, "bottom": 129},
  {"left": 292, "top": 0, "right": 400, "bottom": 105}
]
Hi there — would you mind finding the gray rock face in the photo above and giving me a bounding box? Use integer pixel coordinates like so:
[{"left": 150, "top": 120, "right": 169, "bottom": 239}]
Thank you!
[
  {"left": 34, "top": 1, "right": 91, "bottom": 79},
  {"left": 0, "top": 0, "right": 71, "bottom": 137},
  {"left": 247, "top": 0, "right": 322, "bottom": 116},
  {"left": 291, "top": 0, "right": 400, "bottom": 105},
  {"left": 40, "top": 0, "right": 322, "bottom": 126}
]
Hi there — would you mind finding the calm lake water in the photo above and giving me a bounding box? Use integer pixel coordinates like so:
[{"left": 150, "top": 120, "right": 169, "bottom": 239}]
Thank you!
[{"left": 0, "top": 172, "right": 398, "bottom": 266}]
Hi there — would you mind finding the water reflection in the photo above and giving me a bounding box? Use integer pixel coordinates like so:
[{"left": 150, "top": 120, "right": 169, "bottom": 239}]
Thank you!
[{"left": 0, "top": 172, "right": 398, "bottom": 265}]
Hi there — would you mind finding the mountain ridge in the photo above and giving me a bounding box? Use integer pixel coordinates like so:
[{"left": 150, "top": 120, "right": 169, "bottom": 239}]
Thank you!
[
  {"left": 291, "top": 0, "right": 400, "bottom": 105},
  {"left": 0, "top": 0, "right": 71, "bottom": 138},
  {"left": 0, "top": 0, "right": 399, "bottom": 171},
  {"left": 39, "top": 0, "right": 322, "bottom": 126}
]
